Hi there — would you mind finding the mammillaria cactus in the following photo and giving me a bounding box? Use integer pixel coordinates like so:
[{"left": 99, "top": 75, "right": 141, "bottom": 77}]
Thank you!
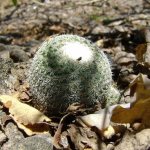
[{"left": 28, "top": 35, "right": 120, "bottom": 116}]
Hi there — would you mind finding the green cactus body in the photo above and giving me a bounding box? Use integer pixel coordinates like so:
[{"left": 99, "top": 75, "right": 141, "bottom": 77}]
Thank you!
[{"left": 28, "top": 35, "right": 119, "bottom": 116}]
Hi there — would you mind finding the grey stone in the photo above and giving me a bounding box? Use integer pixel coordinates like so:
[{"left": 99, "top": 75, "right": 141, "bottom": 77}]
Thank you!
[
  {"left": 0, "top": 44, "right": 10, "bottom": 59},
  {"left": 11, "top": 135, "right": 53, "bottom": 150},
  {"left": 0, "top": 58, "right": 14, "bottom": 94},
  {"left": 135, "top": 129, "right": 150, "bottom": 150},
  {"left": 115, "top": 129, "right": 150, "bottom": 150},
  {"left": 0, "top": 131, "right": 7, "bottom": 146},
  {"left": 91, "top": 25, "right": 111, "bottom": 35},
  {"left": 0, "top": 43, "right": 7, "bottom": 52},
  {"left": 10, "top": 49, "right": 29, "bottom": 63},
  {"left": 0, "top": 36, "right": 12, "bottom": 44},
  {"left": 2, "top": 122, "right": 24, "bottom": 150}
]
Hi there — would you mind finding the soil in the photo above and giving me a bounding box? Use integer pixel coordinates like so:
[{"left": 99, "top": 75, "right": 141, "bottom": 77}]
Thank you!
[{"left": 0, "top": 0, "right": 150, "bottom": 150}]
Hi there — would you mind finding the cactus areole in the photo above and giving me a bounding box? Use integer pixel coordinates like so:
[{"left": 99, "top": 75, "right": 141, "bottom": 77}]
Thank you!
[{"left": 28, "top": 35, "right": 120, "bottom": 116}]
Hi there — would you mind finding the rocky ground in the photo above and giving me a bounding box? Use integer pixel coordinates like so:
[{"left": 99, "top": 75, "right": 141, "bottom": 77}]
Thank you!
[{"left": 0, "top": 0, "right": 150, "bottom": 150}]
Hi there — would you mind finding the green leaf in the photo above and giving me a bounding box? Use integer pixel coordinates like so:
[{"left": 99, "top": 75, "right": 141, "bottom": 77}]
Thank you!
[{"left": 12, "top": 0, "right": 18, "bottom": 6}]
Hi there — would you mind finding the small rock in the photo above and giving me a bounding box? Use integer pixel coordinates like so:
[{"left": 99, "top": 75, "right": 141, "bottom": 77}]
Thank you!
[
  {"left": 132, "top": 122, "right": 142, "bottom": 131},
  {"left": 114, "top": 51, "right": 136, "bottom": 65},
  {"left": 0, "top": 131, "right": 7, "bottom": 146},
  {"left": 107, "top": 143, "right": 115, "bottom": 150},
  {"left": 115, "top": 129, "right": 150, "bottom": 150},
  {"left": 10, "top": 49, "right": 29, "bottom": 63},
  {"left": 0, "top": 36, "right": 12, "bottom": 44},
  {"left": 135, "top": 129, "right": 150, "bottom": 150},
  {"left": 0, "top": 44, "right": 10, "bottom": 59},
  {"left": 20, "top": 92, "right": 30, "bottom": 101},
  {"left": 100, "top": 143, "right": 107, "bottom": 150},
  {"left": 145, "top": 43, "right": 150, "bottom": 66},
  {"left": 0, "top": 51, "right": 10, "bottom": 59},
  {"left": 11, "top": 134, "right": 53, "bottom": 150},
  {"left": 0, "top": 58, "right": 14, "bottom": 94},
  {"left": 0, "top": 43, "right": 7, "bottom": 52},
  {"left": 2, "top": 122, "right": 24, "bottom": 150},
  {"left": 91, "top": 25, "right": 111, "bottom": 35}
]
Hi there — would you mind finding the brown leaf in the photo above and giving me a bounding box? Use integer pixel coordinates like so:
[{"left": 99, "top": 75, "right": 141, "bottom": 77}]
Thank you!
[
  {"left": 144, "top": 43, "right": 150, "bottom": 66},
  {"left": 78, "top": 103, "right": 130, "bottom": 131},
  {"left": 67, "top": 102, "right": 84, "bottom": 112},
  {"left": 135, "top": 29, "right": 150, "bottom": 67},
  {"left": 111, "top": 98, "right": 150, "bottom": 130},
  {"left": 78, "top": 112, "right": 111, "bottom": 130},
  {"left": 0, "top": 114, "right": 12, "bottom": 128},
  {"left": 129, "top": 74, "right": 150, "bottom": 101},
  {"left": 49, "top": 25, "right": 65, "bottom": 33},
  {"left": 67, "top": 124, "right": 101, "bottom": 150},
  {"left": 144, "top": 28, "right": 150, "bottom": 66},
  {"left": 59, "top": 131, "right": 70, "bottom": 149},
  {"left": 16, "top": 122, "right": 50, "bottom": 136},
  {"left": 53, "top": 113, "right": 75, "bottom": 149},
  {"left": 135, "top": 44, "right": 147, "bottom": 63},
  {"left": 0, "top": 95, "right": 51, "bottom": 135},
  {"left": 108, "top": 74, "right": 150, "bottom": 137},
  {"left": 114, "top": 51, "right": 136, "bottom": 65},
  {"left": 78, "top": 104, "right": 130, "bottom": 139}
]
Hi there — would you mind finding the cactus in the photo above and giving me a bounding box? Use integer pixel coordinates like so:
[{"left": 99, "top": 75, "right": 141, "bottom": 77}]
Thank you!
[{"left": 28, "top": 35, "right": 120, "bottom": 116}]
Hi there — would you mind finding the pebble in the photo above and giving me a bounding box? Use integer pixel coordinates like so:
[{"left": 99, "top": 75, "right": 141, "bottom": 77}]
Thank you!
[
  {"left": 0, "top": 131, "right": 7, "bottom": 146},
  {"left": 10, "top": 49, "right": 29, "bottom": 63},
  {"left": 11, "top": 134, "right": 53, "bottom": 150}
]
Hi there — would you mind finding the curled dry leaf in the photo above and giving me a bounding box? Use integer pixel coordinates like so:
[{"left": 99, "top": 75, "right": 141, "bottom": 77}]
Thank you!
[
  {"left": 135, "top": 44, "right": 147, "bottom": 63},
  {"left": 111, "top": 74, "right": 150, "bottom": 130},
  {"left": 0, "top": 95, "right": 51, "bottom": 135},
  {"left": 77, "top": 103, "right": 130, "bottom": 139},
  {"left": 53, "top": 113, "right": 75, "bottom": 149},
  {"left": 95, "top": 74, "right": 150, "bottom": 139},
  {"left": 78, "top": 104, "right": 130, "bottom": 130},
  {"left": 67, "top": 124, "right": 101, "bottom": 150},
  {"left": 129, "top": 74, "right": 150, "bottom": 101},
  {"left": 16, "top": 122, "right": 51, "bottom": 136},
  {"left": 135, "top": 28, "right": 150, "bottom": 67},
  {"left": 78, "top": 112, "right": 111, "bottom": 130},
  {"left": 111, "top": 97, "right": 150, "bottom": 130},
  {"left": 114, "top": 51, "right": 136, "bottom": 65},
  {"left": 0, "top": 95, "right": 51, "bottom": 125}
]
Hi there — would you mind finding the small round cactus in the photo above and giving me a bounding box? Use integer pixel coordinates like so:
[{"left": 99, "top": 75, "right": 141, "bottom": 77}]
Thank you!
[{"left": 28, "top": 35, "right": 120, "bottom": 116}]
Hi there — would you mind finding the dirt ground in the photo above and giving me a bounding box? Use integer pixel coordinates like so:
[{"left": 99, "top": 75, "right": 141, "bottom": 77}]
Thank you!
[{"left": 0, "top": 0, "right": 150, "bottom": 150}]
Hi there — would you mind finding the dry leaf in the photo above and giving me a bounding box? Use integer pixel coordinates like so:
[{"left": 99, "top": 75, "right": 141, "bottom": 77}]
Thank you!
[
  {"left": 107, "top": 74, "right": 150, "bottom": 137},
  {"left": 0, "top": 114, "right": 12, "bottom": 129},
  {"left": 67, "top": 124, "right": 101, "bottom": 150},
  {"left": 144, "top": 43, "right": 150, "bottom": 66},
  {"left": 16, "top": 122, "right": 50, "bottom": 136},
  {"left": 0, "top": 95, "right": 51, "bottom": 125},
  {"left": 78, "top": 112, "right": 111, "bottom": 130},
  {"left": 0, "top": 95, "right": 51, "bottom": 135},
  {"left": 59, "top": 131, "right": 70, "bottom": 149},
  {"left": 135, "top": 29, "right": 150, "bottom": 67},
  {"left": 135, "top": 44, "right": 147, "bottom": 63},
  {"left": 111, "top": 98, "right": 150, "bottom": 130},
  {"left": 53, "top": 113, "right": 75, "bottom": 149},
  {"left": 129, "top": 74, "right": 150, "bottom": 101},
  {"left": 143, "top": 28, "right": 150, "bottom": 66},
  {"left": 76, "top": 104, "right": 130, "bottom": 139},
  {"left": 114, "top": 51, "right": 136, "bottom": 65},
  {"left": 67, "top": 102, "right": 84, "bottom": 112},
  {"left": 111, "top": 74, "right": 150, "bottom": 129},
  {"left": 78, "top": 103, "right": 130, "bottom": 131}
]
